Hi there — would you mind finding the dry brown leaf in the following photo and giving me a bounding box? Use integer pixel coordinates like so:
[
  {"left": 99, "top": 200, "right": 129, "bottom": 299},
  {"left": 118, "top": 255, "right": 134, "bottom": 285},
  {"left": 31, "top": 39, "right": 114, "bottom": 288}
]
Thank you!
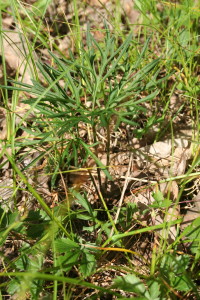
[
  {"left": 56, "top": 0, "right": 68, "bottom": 15},
  {"left": 171, "top": 147, "right": 191, "bottom": 176},
  {"left": 0, "top": 108, "right": 7, "bottom": 140},
  {"left": 58, "top": 36, "right": 71, "bottom": 52},
  {"left": 159, "top": 181, "right": 179, "bottom": 200},
  {"left": 88, "top": 0, "right": 107, "bottom": 7},
  {"left": 135, "top": 138, "right": 191, "bottom": 179},
  {"left": 155, "top": 207, "right": 180, "bottom": 242},
  {"left": 2, "top": 17, "right": 13, "bottom": 29},
  {"left": 0, "top": 178, "right": 14, "bottom": 211},
  {"left": 181, "top": 191, "right": 200, "bottom": 230},
  {"left": 149, "top": 141, "right": 171, "bottom": 158},
  {"left": 122, "top": 0, "right": 140, "bottom": 23},
  {"left": 0, "top": 30, "right": 33, "bottom": 84}
]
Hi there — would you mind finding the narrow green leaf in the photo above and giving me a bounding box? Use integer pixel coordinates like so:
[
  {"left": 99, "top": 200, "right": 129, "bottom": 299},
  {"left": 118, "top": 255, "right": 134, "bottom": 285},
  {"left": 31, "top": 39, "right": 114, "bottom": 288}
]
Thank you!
[
  {"left": 101, "top": 33, "right": 133, "bottom": 82},
  {"left": 4, "top": 149, "right": 71, "bottom": 239},
  {"left": 103, "top": 218, "right": 183, "bottom": 246},
  {"left": 70, "top": 189, "right": 93, "bottom": 216},
  {"left": 0, "top": 272, "right": 121, "bottom": 296},
  {"left": 79, "top": 140, "right": 112, "bottom": 180}
]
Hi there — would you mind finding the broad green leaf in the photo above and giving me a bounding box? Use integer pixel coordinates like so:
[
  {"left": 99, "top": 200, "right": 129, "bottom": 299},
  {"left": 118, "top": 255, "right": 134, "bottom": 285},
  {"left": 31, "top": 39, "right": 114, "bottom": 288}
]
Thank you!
[
  {"left": 54, "top": 238, "right": 80, "bottom": 253},
  {"left": 76, "top": 214, "right": 96, "bottom": 221},
  {"left": 160, "top": 254, "right": 194, "bottom": 292},
  {"left": 113, "top": 274, "right": 149, "bottom": 297},
  {"left": 29, "top": 254, "right": 44, "bottom": 272},
  {"left": 7, "top": 279, "right": 20, "bottom": 295},
  {"left": 147, "top": 280, "right": 161, "bottom": 300},
  {"left": 56, "top": 251, "right": 80, "bottom": 272},
  {"left": 152, "top": 191, "right": 164, "bottom": 202},
  {"left": 82, "top": 223, "right": 100, "bottom": 232},
  {"left": 151, "top": 199, "right": 172, "bottom": 209},
  {"left": 151, "top": 191, "right": 172, "bottom": 208},
  {"left": 15, "top": 255, "right": 29, "bottom": 271},
  {"left": 70, "top": 189, "right": 94, "bottom": 216},
  {"left": 172, "top": 274, "right": 195, "bottom": 292},
  {"left": 182, "top": 217, "right": 200, "bottom": 254},
  {"left": 79, "top": 250, "right": 96, "bottom": 277}
]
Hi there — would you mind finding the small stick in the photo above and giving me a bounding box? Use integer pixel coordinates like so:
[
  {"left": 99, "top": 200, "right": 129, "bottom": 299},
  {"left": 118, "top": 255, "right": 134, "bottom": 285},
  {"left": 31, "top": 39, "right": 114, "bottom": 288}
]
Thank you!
[{"left": 109, "top": 153, "right": 133, "bottom": 238}]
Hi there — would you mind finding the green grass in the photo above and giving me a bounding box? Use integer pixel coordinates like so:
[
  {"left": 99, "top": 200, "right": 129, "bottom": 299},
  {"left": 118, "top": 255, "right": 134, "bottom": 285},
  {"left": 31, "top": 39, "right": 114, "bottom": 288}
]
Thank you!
[{"left": 0, "top": 0, "right": 199, "bottom": 299}]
